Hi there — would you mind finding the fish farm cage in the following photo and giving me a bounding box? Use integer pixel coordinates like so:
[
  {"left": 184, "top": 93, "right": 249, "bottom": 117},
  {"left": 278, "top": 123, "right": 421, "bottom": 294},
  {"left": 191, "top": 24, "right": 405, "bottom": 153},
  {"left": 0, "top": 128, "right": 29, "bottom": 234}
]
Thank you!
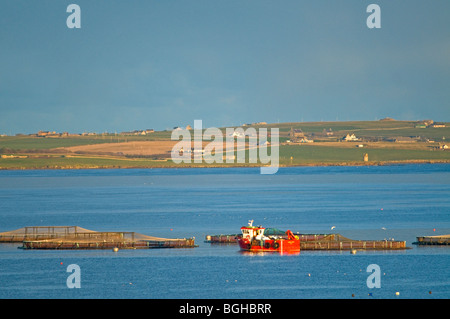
[
  {"left": 205, "top": 229, "right": 408, "bottom": 250},
  {"left": 299, "top": 233, "right": 407, "bottom": 250},
  {"left": 0, "top": 226, "right": 197, "bottom": 250},
  {"left": 413, "top": 235, "right": 450, "bottom": 245}
]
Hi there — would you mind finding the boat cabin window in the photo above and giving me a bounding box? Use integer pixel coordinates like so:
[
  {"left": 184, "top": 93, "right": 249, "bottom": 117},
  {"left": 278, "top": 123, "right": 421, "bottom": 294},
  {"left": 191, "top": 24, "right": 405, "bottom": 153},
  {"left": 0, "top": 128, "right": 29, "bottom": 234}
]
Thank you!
[
  {"left": 242, "top": 228, "right": 254, "bottom": 238},
  {"left": 241, "top": 228, "right": 265, "bottom": 238}
]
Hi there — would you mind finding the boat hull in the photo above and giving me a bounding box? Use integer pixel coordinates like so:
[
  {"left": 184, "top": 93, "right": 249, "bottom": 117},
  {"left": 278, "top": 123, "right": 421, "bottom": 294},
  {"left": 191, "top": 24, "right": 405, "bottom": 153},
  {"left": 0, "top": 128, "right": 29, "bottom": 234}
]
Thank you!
[{"left": 237, "top": 238, "right": 300, "bottom": 253}]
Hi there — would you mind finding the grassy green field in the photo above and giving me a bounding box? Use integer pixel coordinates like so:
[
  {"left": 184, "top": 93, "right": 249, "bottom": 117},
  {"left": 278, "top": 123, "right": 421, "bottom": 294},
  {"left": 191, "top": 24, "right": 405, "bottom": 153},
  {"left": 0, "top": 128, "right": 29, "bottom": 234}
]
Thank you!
[
  {"left": 279, "top": 144, "right": 450, "bottom": 165},
  {"left": 0, "top": 156, "right": 174, "bottom": 170},
  {"left": 1, "top": 120, "right": 449, "bottom": 169},
  {"left": 0, "top": 136, "right": 113, "bottom": 150},
  {"left": 0, "top": 155, "right": 247, "bottom": 170},
  {"left": 261, "top": 120, "right": 450, "bottom": 141},
  {"left": 0, "top": 132, "right": 174, "bottom": 151},
  {"left": 1, "top": 145, "right": 449, "bottom": 170}
]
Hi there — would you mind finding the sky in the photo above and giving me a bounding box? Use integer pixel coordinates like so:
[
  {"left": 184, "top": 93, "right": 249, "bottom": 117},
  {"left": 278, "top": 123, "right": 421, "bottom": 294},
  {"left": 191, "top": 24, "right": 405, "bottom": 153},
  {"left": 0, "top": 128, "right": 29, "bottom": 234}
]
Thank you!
[{"left": 0, "top": 0, "right": 449, "bottom": 134}]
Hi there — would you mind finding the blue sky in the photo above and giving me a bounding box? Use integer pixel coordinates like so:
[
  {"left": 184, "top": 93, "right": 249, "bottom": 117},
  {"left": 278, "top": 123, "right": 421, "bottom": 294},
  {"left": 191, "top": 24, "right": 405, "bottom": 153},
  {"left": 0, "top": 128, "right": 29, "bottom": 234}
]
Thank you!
[{"left": 1, "top": 0, "right": 449, "bottom": 134}]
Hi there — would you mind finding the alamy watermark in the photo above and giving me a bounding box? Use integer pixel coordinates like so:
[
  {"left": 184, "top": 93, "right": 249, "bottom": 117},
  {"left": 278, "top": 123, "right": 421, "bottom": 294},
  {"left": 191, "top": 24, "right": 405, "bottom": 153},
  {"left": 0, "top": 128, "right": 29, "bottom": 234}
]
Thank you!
[
  {"left": 170, "top": 120, "right": 279, "bottom": 174},
  {"left": 366, "top": 264, "right": 381, "bottom": 289},
  {"left": 66, "top": 264, "right": 81, "bottom": 288},
  {"left": 63, "top": 261, "right": 383, "bottom": 292},
  {"left": 66, "top": 3, "right": 380, "bottom": 30}
]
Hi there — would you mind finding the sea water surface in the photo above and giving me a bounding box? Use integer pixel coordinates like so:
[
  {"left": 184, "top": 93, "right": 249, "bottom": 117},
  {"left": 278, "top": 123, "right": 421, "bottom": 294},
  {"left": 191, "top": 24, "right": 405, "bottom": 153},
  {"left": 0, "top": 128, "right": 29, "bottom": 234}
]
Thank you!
[{"left": 0, "top": 165, "right": 449, "bottom": 299}]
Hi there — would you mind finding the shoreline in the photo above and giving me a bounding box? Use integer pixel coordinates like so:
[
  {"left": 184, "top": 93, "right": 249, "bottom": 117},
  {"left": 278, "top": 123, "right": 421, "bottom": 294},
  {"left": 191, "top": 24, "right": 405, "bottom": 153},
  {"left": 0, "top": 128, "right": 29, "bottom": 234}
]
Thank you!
[
  {"left": 2, "top": 119, "right": 449, "bottom": 171},
  {"left": 1, "top": 159, "right": 449, "bottom": 171}
]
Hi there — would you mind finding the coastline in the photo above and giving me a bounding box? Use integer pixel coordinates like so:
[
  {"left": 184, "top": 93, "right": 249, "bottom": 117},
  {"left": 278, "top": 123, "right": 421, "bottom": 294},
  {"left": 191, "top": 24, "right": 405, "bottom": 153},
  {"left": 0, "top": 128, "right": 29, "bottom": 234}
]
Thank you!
[
  {"left": 1, "top": 159, "right": 449, "bottom": 171},
  {"left": 2, "top": 120, "right": 449, "bottom": 171}
]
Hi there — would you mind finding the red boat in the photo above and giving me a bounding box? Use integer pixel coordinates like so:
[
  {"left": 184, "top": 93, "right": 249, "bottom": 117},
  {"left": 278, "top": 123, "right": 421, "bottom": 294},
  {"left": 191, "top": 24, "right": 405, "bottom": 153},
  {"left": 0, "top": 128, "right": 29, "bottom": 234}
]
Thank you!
[{"left": 236, "top": 220, "right": 300, "bottom": 254}]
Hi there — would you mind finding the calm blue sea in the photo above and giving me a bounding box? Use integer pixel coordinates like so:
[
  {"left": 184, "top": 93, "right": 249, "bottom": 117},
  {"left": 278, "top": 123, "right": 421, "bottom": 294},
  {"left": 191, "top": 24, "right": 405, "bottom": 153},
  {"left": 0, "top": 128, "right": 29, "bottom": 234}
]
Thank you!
[{"left": 0, "top": 164, "right": 449, "bottom": 299}]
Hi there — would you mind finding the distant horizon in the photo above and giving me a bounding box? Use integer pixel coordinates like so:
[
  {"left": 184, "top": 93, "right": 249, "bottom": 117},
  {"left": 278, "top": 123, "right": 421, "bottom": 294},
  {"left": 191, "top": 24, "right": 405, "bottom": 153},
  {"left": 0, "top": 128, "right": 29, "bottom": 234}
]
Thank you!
[{"left": 2, "top": 117, "right": 449, "bottom": 136}]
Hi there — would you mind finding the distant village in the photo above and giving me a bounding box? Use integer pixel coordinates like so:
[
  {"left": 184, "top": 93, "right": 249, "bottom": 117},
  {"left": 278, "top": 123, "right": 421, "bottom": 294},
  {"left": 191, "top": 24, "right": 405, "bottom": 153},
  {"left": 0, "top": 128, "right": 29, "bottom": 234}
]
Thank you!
[
  {"left": 1, "top": 118, "right": 448, "bottom": 151},
  {"left": 8, "top": 128, "right": 156, "bottom": 138},
  {"left": 282, "top": 119, "right": 448, "bottom": 150}
]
